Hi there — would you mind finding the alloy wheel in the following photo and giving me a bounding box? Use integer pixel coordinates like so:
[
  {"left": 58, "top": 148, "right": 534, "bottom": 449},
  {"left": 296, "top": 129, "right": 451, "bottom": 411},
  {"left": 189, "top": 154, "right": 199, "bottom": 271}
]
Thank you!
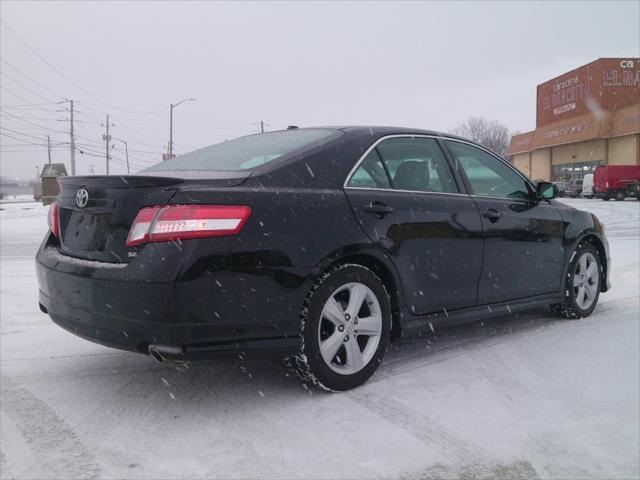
[
  {"left": 318, "top": 282, "right": 382, "bottom": 375},
  {"left": 573, "top": 252, "right": 599, "bottom": 310}
]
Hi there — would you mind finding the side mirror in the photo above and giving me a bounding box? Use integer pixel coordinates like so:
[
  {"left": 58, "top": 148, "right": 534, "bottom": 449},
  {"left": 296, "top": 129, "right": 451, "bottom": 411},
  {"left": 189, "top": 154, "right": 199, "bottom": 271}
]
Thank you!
[{"left": 536, "top": 181, "right": 558, "bottom": 200}]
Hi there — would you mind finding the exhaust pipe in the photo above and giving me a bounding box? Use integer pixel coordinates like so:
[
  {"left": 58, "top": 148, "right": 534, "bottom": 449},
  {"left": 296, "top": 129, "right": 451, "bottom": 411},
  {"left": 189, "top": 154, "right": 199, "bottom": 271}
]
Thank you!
[{"left": 148, "top": 344, "right": 185, "bottom": 363}]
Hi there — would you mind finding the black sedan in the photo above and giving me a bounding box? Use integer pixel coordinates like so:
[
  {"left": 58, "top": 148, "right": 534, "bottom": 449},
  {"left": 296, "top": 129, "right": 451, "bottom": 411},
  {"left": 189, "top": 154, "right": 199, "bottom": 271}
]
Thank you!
[{"left": 36, "top": 127, "right": 610, "bottom": 391}]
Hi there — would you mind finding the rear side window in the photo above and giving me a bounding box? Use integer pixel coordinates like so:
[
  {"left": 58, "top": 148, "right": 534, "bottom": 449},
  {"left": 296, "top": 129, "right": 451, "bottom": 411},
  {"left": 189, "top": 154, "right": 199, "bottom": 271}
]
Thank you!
[
  {"left": 446, "top": 141, "right": 530, "bottom": 199},
  {"left": 144, "top": 129, "right": 337, "bottom": 172},
  {"left": 347, "top": 149, "right": 391, "bottom": 188},
  {"left": 376, "top": 138, "right": 458, "bottom": 193}
]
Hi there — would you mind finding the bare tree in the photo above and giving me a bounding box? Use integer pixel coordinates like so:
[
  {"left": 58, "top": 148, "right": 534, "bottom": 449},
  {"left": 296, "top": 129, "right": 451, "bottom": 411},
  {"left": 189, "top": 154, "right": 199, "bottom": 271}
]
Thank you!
[{"left": 451, "top": 117, "right": 511, "bottom": 156}]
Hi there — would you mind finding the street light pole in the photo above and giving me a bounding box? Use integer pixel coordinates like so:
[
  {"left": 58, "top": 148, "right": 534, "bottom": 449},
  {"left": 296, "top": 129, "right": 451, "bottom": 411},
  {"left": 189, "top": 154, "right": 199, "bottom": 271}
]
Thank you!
[
  {"left": 116, "top": 139, "right": 130, "bottom": 174},
  {"left": 123, "top": 140, "right": 130, "bottom": 174},
  {"left": 168, "top": 97, "right": 195, "bottom": 159},
  {"left": 169, "top": 104, "right": 173, "bottom": 157}
]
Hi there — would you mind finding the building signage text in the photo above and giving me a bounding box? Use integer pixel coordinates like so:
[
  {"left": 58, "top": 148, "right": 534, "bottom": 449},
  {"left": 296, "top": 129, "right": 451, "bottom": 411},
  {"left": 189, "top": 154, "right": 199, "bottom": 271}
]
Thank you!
[
  {"left": 542, "top": 123, "right": 585, "bottom": 141},
  {"left": 603, "top": 69, "right": 640, "bottom": 87}
]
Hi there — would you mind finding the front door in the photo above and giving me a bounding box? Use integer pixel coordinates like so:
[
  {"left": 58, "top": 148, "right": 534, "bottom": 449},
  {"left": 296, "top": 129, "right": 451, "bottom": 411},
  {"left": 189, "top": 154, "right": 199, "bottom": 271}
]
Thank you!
[
  {"left": 344, "top": 136, "right": 484, "bottom": 315},
  {"left": 445, "top": 140, "right": 565, "bottom": 304}
]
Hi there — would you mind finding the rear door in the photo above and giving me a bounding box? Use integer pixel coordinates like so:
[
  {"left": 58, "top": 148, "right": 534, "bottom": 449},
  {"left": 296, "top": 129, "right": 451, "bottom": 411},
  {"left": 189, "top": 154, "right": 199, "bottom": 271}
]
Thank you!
[
  {"left": 344, "top": 136, "right": 483, "bottom": 315},
  {"left": 444, "top": 140, "right": 565, "bottom": 304}
]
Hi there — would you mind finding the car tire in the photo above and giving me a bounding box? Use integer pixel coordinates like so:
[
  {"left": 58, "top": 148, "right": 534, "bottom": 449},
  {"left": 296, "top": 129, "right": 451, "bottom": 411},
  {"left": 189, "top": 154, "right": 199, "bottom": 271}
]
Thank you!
[
  {"left": 285, "top": 264, "right": 392, "bottom": 391},
  {"left": 615, "top": 191, "right": 625, "bottom": 201},
  {"left": 550, "top": 243, "right": 602, "bottom": 319},
  {"left": 602, "top": 195, "right": 610, "bottom": 201}
]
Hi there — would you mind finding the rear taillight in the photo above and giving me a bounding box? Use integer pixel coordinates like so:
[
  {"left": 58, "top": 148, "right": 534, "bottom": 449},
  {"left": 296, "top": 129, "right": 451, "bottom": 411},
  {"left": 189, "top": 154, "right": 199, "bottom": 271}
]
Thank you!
[
  {"left": 126, "top": 205, "right": 251, "bottom": 247},
  {"left": 47, "top": 202, "right": 59, "bottom": 237}
]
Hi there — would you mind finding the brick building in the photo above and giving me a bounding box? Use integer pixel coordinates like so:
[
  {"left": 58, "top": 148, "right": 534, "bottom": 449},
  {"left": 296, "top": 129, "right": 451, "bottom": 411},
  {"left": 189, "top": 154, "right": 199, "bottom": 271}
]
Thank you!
[
  {"left": 507, "top": 58, "right": 640, "bottom": 182},
  {"left": 40, "top": 163, "right": 67, "bottom": 205}
]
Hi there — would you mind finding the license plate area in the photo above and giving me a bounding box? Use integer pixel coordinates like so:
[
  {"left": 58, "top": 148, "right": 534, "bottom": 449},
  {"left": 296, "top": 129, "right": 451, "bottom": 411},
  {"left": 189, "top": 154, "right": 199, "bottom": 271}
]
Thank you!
[{"left": 60, "top": 208, "right": 114, "bottom": 252}]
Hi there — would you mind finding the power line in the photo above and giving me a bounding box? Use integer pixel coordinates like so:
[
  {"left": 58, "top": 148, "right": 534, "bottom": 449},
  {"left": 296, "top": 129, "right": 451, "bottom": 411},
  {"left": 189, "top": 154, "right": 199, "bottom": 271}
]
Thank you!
[
  {"left": 0, "top": 147, "right": 65, "bottom": 153},
  {"left": 0, "top": 85, "right": 63, "bottom": 118},
  {"left": 0, "top": 70, "right": 59, "bottom": 104},
  {"left": 0, "top": 126, "right": 51, "bottom": 141},
  {"left": 1, "top": 20, "right": 168, "bottom": 116},
  {"left": 0, "top": 102, "right": 60, "bottom": 108},
  {"left": 0, "top": 56, "right": 67, "bottom": 100},
  {"left": 0, "top": 110, "right": 66, "bottom": 134}
]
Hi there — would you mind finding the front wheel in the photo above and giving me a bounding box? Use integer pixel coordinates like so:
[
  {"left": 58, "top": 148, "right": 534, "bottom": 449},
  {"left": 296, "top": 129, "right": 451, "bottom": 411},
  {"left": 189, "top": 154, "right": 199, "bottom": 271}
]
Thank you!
[
  {"left": 287, "top": 264, "right": 391, "bottom": 391},
  {"left": 550, "top": 243, "right": 602, "bottom": 319}
]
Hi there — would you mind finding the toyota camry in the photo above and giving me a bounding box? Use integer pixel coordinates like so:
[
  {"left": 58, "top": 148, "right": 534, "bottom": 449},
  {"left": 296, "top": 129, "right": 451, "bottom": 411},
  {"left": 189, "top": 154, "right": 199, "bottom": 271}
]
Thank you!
[{"left": 36, "top": 127, "right": 611, "bottom": 390}]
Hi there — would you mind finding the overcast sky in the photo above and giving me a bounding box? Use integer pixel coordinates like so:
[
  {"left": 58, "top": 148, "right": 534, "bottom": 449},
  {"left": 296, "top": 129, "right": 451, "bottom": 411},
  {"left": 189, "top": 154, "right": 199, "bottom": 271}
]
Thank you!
[{"left": 1, "top": 0, "right": 638, "bottom": 179}]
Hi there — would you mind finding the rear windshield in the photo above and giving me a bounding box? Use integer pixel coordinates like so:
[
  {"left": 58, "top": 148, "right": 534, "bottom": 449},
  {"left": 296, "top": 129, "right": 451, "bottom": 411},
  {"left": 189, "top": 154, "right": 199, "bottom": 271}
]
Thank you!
[{"left": 144, "top": 129, "right": 336, "bottom": 172}]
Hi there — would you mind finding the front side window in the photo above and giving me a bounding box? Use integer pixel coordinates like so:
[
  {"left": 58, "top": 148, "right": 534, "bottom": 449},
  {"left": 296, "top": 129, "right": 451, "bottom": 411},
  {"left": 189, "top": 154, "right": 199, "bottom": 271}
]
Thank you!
[
  {"left": 375, "top": 137, "right": 458, "bottom": 193},
  {"left": 446, "top": 141, "right": 530, "bottom": 199},
  {"left": 144, "top": 129, "right": 337, "bottom": 172}
]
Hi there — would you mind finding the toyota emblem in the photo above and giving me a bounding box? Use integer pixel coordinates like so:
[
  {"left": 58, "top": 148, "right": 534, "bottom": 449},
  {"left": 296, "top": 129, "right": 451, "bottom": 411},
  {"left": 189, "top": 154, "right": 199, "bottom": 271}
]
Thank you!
[{"left": 76, "top": 188, "right": 89, "bottom": 208}]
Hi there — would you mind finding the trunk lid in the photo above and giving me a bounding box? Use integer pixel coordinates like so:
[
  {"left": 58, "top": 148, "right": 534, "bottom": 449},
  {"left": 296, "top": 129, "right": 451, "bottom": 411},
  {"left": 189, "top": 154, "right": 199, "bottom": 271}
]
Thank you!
[
  {"left": 57, "top": 175, "right": 185, "bottom": 263},
  {"left": 57, "top": 172, "right": 251, "bottom": 263}
]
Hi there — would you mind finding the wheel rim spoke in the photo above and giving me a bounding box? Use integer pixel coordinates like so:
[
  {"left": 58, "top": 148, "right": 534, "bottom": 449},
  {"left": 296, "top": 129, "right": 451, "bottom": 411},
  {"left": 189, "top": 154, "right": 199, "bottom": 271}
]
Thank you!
[
  {"left": 320, "top": 332, "right": 344, "bottom": 364},
  {"left": 344, "top": 338, "right": 365, "bottom": 373},
  {"left": 585, "top": 282, "right": 598, "bottom": 302},
  {"left": 577, "top": 285, "right": 586, "bottom": 308},
  {"left": 579, "top": 255, "right": 587, "bottom": 274},
  {"left": 355, "top": 315, "right": 381, "bottom": 336},
  {"left": 322, "top": 296, "right": 345, "bottom": 326},
  {"left": 346, "top": 284, "right": 367, "bottom": 319},
  {"left": 586, "top": 262, "right": 598, "bottom": 280},
  {"left": 573, "top": 275, "right": 582, "bottom": 287}
]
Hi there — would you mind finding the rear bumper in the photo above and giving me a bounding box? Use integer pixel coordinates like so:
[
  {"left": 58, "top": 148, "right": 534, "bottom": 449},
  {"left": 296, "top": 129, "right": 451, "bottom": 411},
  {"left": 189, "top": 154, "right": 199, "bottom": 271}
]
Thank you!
[{"left": 36, "top": 236, "right": 311, "bottom": 358}]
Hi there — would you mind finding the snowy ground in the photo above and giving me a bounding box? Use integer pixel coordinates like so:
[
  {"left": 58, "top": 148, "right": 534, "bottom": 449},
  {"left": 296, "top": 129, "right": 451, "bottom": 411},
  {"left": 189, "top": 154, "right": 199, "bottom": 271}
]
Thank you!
[{"left": 1, "top": 198, "right": 638, "bottom": 479}]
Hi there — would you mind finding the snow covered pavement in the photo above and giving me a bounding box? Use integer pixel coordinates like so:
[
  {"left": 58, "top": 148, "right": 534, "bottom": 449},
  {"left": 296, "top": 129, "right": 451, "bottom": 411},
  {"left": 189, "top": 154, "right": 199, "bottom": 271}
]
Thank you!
[{"left": 1, "top": 198, "right": 638, "bottom": 479}]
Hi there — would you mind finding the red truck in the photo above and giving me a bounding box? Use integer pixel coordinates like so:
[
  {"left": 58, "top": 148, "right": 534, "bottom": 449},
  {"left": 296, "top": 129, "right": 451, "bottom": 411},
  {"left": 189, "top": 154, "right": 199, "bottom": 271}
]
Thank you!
[{"left": 593, "top": 165, "right": 640, "bottom": 201}]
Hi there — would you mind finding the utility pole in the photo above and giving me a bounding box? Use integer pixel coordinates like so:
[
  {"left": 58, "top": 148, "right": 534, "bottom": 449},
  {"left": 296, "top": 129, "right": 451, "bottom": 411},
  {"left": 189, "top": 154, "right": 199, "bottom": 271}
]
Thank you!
[
  {"left": 167, "top": 97, "right": 195, "bottom": 159},
  {"left": 103, "top": 114, "right": 111, "bottom": 175},
  {"left": 254, "top": 120, "right": 270, "bottom": 133},
  {"left": 65, "top": 99, "right": 76, "bottom": 175},
  {"left": 47, "top": 135, "right": 51, "bottom": 164}
]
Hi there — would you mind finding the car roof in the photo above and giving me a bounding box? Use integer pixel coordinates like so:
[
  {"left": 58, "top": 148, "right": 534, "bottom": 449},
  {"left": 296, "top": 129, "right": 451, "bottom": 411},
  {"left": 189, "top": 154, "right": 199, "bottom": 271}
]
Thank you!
[{"left": 303, "top": 125, "right": 470, "bottom": 143}]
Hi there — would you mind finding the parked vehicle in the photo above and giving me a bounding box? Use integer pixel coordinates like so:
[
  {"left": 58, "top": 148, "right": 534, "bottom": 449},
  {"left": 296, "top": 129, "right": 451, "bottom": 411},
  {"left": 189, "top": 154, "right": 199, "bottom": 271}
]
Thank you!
[
  {"left": 36, "top": 127, "right": 611, "bottom": 391},
  {"left": 553, "top": 181, "right": 568, "bottom": 197},
  {"left": 564, "top": 178, "right": 583, "bottom": 198},
  {"left": 581, "top": 173, "right": 594, "bottom": 198},
  {"left": 593, "top": 165, "right": 640, "bottom": 201},
  {"left": 626, "top": 182, "right": 640, "bottom": 200}
]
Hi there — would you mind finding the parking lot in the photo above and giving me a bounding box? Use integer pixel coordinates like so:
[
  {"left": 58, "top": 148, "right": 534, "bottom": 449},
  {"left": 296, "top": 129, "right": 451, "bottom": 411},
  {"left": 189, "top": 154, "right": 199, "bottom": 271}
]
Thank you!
[{"left": 1, "top": 198, "right": 638, "bottom": 479}]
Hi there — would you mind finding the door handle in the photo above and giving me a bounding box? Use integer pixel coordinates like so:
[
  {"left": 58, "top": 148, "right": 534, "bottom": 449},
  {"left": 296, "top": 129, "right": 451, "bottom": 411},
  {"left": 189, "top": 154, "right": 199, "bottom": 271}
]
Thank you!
[
  {"left": 362, "top": 201, "right": 394, "bottom": 217},
  {"left": 482, "top": 209, "right": 502, "bottom": 222}
]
